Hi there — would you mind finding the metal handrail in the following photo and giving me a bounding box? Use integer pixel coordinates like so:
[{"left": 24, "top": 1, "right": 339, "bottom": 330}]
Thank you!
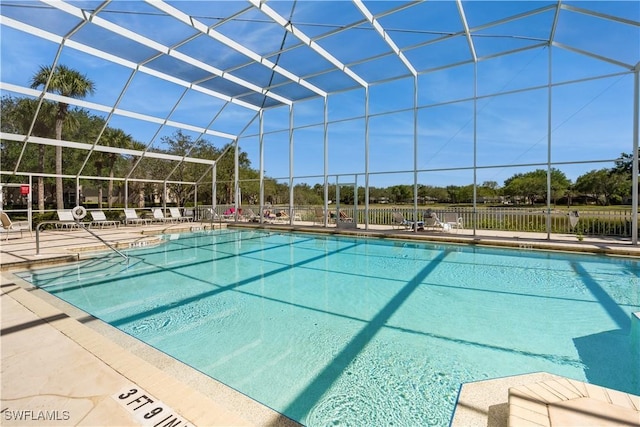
[{"left": 36, "top": 220, "right": 128, "bottom": 261}]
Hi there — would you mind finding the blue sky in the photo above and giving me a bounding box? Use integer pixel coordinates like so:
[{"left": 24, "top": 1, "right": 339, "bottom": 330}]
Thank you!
[{"left": 1, "top": 1, "right": 638, "bottom": 189}]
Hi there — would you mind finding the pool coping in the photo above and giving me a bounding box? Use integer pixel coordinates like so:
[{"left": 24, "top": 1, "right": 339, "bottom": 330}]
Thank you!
[{"left": 231, "top": 223, "right": 640, "bottom": 257}]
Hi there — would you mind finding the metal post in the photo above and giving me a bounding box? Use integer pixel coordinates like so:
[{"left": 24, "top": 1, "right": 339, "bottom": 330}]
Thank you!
[
  {"left": 28, "top": 175, "right": 32, "bottom": 231},
  {"left": 259, "top": 109, "right": 264, "bottom": 223},
  {"left": 233, "top": 139, "right": 240, "bottom": 222},
  {"left": 632, "top": 66, "right": 639, "bottom": 245},
  {"left": 323, "top": 96, "right": 329, "bottom": 227},
  {"left": 289, "top": 104, "right": 294, "bottom": 225},
  {"left": 194, "top": 183, "right": 197, "bottom": 217},
  {"left": 212, "top": 163, "right": 217, "bottom": 223},
  {"left": 336, "top": 176, "right": 340, "bottom": 223},
  {"left": 163, "top": 182, "right": 167, "bottom": 212},
  {"left": 413, "top": 74, "right": 419, "bottom": 232},
  {"left": 354, "top": 175, "right": 358, "bottom": 227},
  {"left": 546, "top": 44, "right": 553, "bottom": 240},
  {"left": 76, "top": 176, "right": 80, "bottom": 207},
  {"left": 364, "top": 87, "right": 370, "bottom": 230},
  {"left": 473, "top": 61, "right": 478, "bottom": 236}
]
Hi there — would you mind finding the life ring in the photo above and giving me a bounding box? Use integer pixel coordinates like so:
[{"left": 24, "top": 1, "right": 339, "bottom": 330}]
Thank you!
[{"left": 72, "top": 205, "right": 87, "bottom": 220}]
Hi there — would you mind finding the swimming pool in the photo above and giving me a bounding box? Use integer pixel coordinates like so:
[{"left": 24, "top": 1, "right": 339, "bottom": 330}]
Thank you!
[{"left": 19, "top": 230, "right": 640, "bottom": 426}]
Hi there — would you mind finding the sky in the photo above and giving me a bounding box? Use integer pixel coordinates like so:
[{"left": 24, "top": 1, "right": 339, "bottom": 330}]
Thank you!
[{"left": 1, "top": 0, "right": 638, "bottom": 189}]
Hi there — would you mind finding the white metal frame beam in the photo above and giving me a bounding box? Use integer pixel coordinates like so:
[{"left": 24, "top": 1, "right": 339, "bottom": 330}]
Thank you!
[
  {"left": 0, "top": 15, "right": 261, "bottom": 112},
  {"left": 147, "top": 0, "right": 327, "bottom": 98},
  {"left": 41, "top": 0, "right": 292, "bottom": 106},
  {"left": 352, "top": 0, "right": 417, "bottom": 76},
  {"left": 1, "top": 132, "right": 215, "bottom": 165},
  {"left": 248, "top": 0, "right": 369, "bottom": 88},
  {"left": 562, "top": 3, "right": 640, "bottom": 27},
  {"left": 229, "top": 0, "right": 418, "bottom": 85},
  {"left": 1, "top": 83, "right": 237, "bottom": 141},
  {"left": 76, "top": 68, "right": 138, "bottom": 178},
  {"left": 552, "top": 41, "right": 635, "bottom": 71},
  {"left": 455, "top": 0, "right": 478, "bottom": 64}
]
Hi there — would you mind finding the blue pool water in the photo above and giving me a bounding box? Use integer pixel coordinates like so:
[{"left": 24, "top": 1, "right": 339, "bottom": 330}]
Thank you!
[{"left": 19, "top": 230, "right": 640, "bottom": 426}]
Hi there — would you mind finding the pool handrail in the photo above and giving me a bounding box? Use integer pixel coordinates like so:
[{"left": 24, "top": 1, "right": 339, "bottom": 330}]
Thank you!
[{"left": 36, "top": 220, "right": 128, "bottom": 261}]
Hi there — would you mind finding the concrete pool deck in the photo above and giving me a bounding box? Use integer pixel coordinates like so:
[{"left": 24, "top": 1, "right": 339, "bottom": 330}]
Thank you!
[{"left": 1, "top": 221, "right": 639, "bottom": 426}]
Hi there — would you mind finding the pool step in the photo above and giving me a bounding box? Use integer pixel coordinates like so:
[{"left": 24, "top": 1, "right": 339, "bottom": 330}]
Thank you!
[{"left": 508, "top": 379, "right": 640, "bottom": 426}]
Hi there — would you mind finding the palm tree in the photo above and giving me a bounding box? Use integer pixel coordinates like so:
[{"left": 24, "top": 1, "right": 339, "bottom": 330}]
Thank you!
[
  {"left": 2, "top": 97, "right": 57, "bottom": 210},
  {"left": 100, "top": 128, "right": 133, "bottom": 208},
  {"left": 30, "top": 65, "right": 95, "bottom": 209}
]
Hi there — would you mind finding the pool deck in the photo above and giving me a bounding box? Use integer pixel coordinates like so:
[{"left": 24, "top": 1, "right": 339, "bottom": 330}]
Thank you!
[{"left": 1, "top": 220, "right": 639, "bottom": 426}]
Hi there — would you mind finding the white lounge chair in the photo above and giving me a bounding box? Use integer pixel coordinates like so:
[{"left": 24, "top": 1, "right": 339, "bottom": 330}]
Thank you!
[
  {"left": 338, "top": 211, "right": 353, "bottom": 222},
  {"left": 0, "top": 211, "right": 31, "bottom": 240},
  {"left": 204, "top": 208, "right": 220, "bottom": 221},
  {"left": 169, "top": 207, "right": 192, "bottom": 222},
  {"left": 124, "top": 209, "right": 150, "bottom": 226},
  {"left": 244, "top": 208, "right": 260, "bottom": 222},
  {"left": 89, "top": 211, "right": 119, "bottom": 229},
  {"left": 56, "top": 210, "right": 83, "bottom": 229},
  {"left": 152, "top": 208, "right": 173, "bottom": 223}
]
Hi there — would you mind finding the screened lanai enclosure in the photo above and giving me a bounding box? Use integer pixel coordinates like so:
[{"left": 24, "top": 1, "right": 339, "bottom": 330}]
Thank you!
[{"left": 1, "top": 0, "right": 638, "bottom": 243}]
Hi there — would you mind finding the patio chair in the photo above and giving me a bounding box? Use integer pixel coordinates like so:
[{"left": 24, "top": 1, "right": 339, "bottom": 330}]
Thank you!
[
  {"left": 263, "top": 209, "right": 277, "bottom": 222},
  {"left": 204, "top": 208, "right": 220, "bottom": 221},
  {"left": 243, "top": 208, "right": 259, "bottom": 222},
  {"left": 275, "top": 210, "right": 290, "bottom": 224},
  {"left": 392, "top": 212, "right": 423, "bottom": 231},
  {"left": 124, "top": 209, "right": 150, "bottom": 226},
  {"left": 169, "top": 207, "right": 193, "bottom": 222},
  {"left": 423, "top": 212, "right": 450, "bottom": 232},
  {"left": 442, "top": 212, "right": 463, "bottom": 232},
  {"left": 151, "top": 208, "right": 173, "bottom": 223},
  {"left": 222, "top": 207, "right": 244, "bottom": 221},
  {"left": 56, "top": 210, "right": 84, "bottom": 229},
  {"left": 0, "top": 211, "right": 31, "bottom": 240},
  {"left": 314, "top": 207, "right": 327, "bottom": 225},
  {"left": 339, "top": 210, "right": 353, "bottom": 222},
  {"left": 89, "top": 211, "right": 120, "bottom": 229}
]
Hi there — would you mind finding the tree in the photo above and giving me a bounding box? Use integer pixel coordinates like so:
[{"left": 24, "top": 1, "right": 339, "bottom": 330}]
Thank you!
[
  {"left": 503, "top": 169, "right": 570, "bottom": 205},
  {"left": 447, "top": 185, "right": 474, "bottom": 204},
  {"left": 214, "top": 142, "right": 252, "bottom": 204},
  {"left": 293, "top": 183, "right": 322, "bottom": 205},
  {"left": 388, "top": 185, "right": 412, "bottom": 203},
  {"left": 477, "top": 182, "right": 500, "bottom": 203},
  {"left": 1, "top": 96, "right": 56, "bottom": 210},
  {"left": 574, "top": 168, "right": 630, "bottom": 205},
  {"left": 30, "top": 65, "right": 95, "bottom": 209},
  {"left": 100, "top": 128, "right": 133, "bottom": 208},
  {"left": 612, "top": 150, "right": 638, "bottom": 175},
  {"left": 422, "top": 185, "right": 448, "bottom": 203}
]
